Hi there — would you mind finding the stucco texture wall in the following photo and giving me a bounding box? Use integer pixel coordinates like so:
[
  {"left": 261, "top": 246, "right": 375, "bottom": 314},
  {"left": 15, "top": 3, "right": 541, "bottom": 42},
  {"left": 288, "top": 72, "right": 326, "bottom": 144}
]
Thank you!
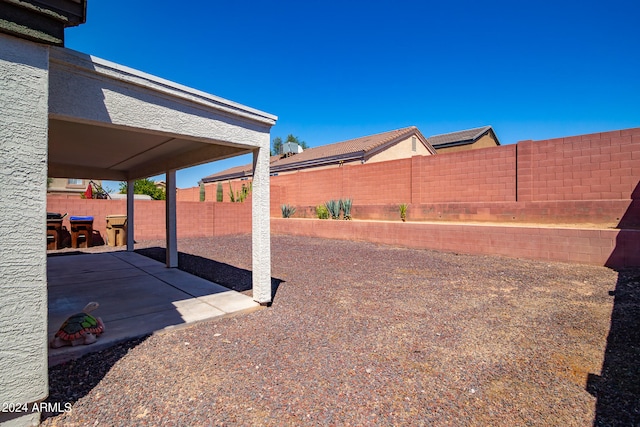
[
  {"left": 0, "top": 34, "right": 49, "bottom": 410},
  {"left": 367, "top": 135, "right": 431, "bottom": 163},
  {"left": 434, "top": 133, "right": 499, "bottom": 154}
]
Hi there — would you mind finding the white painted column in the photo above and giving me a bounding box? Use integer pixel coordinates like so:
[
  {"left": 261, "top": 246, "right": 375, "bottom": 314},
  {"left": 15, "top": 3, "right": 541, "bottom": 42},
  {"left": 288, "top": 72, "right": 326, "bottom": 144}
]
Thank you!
[
  {"left": 0, "top": 34, "right": 49, "bottom": 427},
  {"left": 166, "top": 170, "right": 178, "bottom": 268},
  {"left": 126, "top": 179, "right": 135, "bottom": 252},
  {"left": 252, "top": 144, "right": 272, "bottom": 304}
]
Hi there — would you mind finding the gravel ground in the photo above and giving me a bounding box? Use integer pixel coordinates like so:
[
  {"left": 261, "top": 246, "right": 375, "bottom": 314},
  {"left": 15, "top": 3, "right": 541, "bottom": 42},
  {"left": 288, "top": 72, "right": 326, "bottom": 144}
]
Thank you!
[{"left": 42, "top": 234, "right": 639, "bottom": 426}]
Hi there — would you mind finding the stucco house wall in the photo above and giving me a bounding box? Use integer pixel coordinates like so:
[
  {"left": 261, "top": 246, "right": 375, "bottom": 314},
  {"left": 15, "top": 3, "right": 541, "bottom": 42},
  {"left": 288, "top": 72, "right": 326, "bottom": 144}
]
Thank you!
[
  {"left": 0, "top": 33, "right": 49, "bottom": 427},
  {"left": 367, "top": 135, "right": 430, "bottom": 162},
  {"left": 433, "top": 133, "right": 499, "bottom": 154},
  {"left": 47, "top": 177, "right": 101, "bottom": 198}
]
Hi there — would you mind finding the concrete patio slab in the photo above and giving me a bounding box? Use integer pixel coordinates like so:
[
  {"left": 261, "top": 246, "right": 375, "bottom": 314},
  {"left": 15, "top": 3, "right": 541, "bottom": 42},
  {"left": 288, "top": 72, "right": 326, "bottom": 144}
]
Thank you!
[{"left": 47, "top": 251, "right": 260, "bottom": 366}]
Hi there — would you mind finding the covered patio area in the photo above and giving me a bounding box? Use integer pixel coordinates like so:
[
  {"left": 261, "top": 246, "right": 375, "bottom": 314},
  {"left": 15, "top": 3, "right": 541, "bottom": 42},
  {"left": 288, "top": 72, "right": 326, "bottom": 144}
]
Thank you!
[
  {"left": 47, "top": 46, "right": 275, "bottom": 304},
  {"left": 47, "top": 249, "right": 260, "bottom": 366},
  {"left": 43, "top": 47, "right": 276, "bottom": 359}
]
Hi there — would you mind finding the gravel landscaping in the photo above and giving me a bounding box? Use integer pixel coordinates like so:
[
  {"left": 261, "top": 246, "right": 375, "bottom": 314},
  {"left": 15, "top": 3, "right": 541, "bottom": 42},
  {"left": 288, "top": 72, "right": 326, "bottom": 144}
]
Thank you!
[{"left": 42, "top": 234, "right": 639, "bottom": 426}]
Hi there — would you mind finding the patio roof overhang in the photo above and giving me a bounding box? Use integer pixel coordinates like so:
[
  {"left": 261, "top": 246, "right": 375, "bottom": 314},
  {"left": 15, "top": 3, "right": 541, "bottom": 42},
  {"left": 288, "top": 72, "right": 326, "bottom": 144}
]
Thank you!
[
  {"left": 47, "top": 47, "right": 277, "bottom": 180},
  {"left": 45, "top": 46, "right": 276, "bottom": 304}
]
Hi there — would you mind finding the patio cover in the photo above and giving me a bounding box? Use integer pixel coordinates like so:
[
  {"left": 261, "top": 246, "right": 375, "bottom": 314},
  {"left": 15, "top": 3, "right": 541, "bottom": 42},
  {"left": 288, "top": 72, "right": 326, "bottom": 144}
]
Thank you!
[{"left": 47, "top": 47, "right": 276, "bottom": 304}]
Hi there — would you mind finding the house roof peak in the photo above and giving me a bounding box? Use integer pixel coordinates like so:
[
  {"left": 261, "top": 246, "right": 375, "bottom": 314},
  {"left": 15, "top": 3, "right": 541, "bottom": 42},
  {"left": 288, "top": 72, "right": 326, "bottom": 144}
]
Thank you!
[
  {"left": 202, "top": 126, "right": 430, "bottom": 183},
  {"left": 427, "top": 125, "right": 498, "bottom": 148}
]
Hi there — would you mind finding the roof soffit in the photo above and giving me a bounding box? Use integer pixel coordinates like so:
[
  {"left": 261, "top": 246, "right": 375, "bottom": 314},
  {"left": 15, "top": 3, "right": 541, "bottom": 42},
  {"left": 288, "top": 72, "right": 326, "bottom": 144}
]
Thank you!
[
  {"left": 47, "top": 48, "right": 277, "bottom": 180},
  {"left": 0, "top": 0, "right": 86, "bottom": 45},
  {"left": 49, "top": 47, "right": 277, "bottom": 129}
]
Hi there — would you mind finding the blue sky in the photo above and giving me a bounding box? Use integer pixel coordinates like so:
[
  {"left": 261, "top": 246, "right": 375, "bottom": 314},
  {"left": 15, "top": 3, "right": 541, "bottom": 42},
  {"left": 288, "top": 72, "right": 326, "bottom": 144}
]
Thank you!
[{"left": 65, "top": 0, "right": 640, "bottom": 189}]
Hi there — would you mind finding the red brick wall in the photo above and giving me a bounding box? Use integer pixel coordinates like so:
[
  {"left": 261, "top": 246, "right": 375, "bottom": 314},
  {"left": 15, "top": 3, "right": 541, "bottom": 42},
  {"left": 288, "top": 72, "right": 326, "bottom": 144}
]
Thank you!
[
  {"left": 176, "top": 187, "right": 201, "bottom": 202},
  {"left": 517, "top": 128, "right": 640, "bottom": 201},
  {"left": 271, "top": 218, "right": 640, "bottom": 268},
  {"left": 267, "top": 128, "right": 639, "bottom": 224},
  {"left": 266, "top": 146, "right": 517, "bottom": 207},
  {"left": 47, "top": 198, "right": 127, "bottom": 241},
  {"left": 213, "top": 202, "right": 252, "bottom": 235},
  {"left": 46, "top": 198, "right": 251, "bottom": 242},
  {"left": 415, "top": 145, "right": 517, "bottom": 203}
]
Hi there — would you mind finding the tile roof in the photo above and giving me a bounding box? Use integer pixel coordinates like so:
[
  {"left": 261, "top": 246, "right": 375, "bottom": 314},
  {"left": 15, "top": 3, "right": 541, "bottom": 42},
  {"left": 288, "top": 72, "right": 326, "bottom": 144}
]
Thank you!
[
  {"left": 202, "top": 126, "right": 432, "bottom": 182},
  {"left": 427, "top": 126, "right": 496, "bottom": 147},
  {"left": 270, "top": 126, "right": 429, "bottom": 170}
]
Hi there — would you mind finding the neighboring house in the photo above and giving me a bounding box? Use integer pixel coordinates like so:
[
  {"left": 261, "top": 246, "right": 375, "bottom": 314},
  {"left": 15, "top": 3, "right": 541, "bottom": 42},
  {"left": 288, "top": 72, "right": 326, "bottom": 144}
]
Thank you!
[
  {"left": 154, "top": 180, "right": 167, "bottom": 191},
  {"left": 47, "top": 178, "right": 102, "bottom": 198},
  {"left": 427, "top": 125, "right": 500, "bottom": 154},
  {"left": 202, "top": 126, "right": 436, "bottom": 184}
]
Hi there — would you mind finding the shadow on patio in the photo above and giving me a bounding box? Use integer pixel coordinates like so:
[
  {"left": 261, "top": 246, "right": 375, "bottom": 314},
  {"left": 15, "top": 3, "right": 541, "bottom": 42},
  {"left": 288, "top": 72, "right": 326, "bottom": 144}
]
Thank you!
[
  {"left": 47, "top": 250, "right": 261, "bottom": 366},
  {"left": 135, "top": 246, "right": 284, "bottom": 299}
]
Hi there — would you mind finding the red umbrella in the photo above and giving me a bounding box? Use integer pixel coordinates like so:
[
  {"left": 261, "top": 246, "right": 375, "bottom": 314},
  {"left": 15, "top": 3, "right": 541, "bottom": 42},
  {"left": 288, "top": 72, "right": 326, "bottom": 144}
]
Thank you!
[{"left": 84, "top": 183, "right": 93, "bottom": 199}]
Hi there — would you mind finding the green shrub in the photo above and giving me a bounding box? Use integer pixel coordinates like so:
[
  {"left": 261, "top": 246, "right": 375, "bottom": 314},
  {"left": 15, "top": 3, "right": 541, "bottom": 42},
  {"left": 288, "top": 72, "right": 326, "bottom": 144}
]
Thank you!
[
  {"left": 316, "top": 205, "right": 330, "bottom": 219},
  {"left": 281, "top": 204, "right": 296, "bottom": 218}
]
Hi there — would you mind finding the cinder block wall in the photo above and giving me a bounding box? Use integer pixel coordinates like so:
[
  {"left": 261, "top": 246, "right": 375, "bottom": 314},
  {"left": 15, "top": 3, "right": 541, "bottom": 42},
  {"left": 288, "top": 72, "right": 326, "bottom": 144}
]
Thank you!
[
  {"left": 517, "top": 128, "right": 639, "bottom": 201},
  {"left": 264, "top": 127, "right": 640, "bottom": 225},
  {"left": 271, "top": 218, "right": 640, "bottom": 268},
  {"left": 46, "top": 199, "right": 251, "bottom": 242},
  {"left": 415, "top": 145, "right": 517, "bottom": 203},
  {"left": 176, "top": 186, "right": 201, "bottom": 202}
]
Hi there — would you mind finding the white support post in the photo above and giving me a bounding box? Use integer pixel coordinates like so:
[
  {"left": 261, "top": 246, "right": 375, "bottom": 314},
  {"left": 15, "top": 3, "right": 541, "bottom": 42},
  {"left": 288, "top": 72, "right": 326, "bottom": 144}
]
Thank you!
[
  {"left": 166, "top": 170, "right": 178, "bottom": 268},
  {"left": 252, "top": 144, "right": 272, "bottom": 304},
  {"left": 126, "top": 179, "right": 135, "bottom": 252}
]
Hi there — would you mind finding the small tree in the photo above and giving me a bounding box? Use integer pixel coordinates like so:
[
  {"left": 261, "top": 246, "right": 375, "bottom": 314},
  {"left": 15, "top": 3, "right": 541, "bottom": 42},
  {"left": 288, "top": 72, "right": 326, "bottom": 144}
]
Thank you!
[
  {"left": 119, "top": 178, "right": 166, "bottom": 200},
  {"left": 271, "top": 136, "right": 283, "bottom": 156}
]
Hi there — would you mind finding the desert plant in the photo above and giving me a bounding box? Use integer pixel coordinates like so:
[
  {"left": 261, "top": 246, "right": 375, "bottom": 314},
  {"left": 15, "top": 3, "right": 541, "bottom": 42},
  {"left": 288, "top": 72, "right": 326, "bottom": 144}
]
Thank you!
[
  {"left": 199, "top": 181, "right": 206, "bottom": 202},
  {"left": 340, "top": 198, "right": 353, "bottom": 220},
  {"left": 281, "top": 204, "right": 296, "bottom": 218},
  {"left": 325, "top": 199, "right": 340, "bottom": 219},
  {"left": 228, "top": 181, "right": 252, "bottom": 203},
  {"left": 399, "top": 203, "right": 408, "bottom": 222},
  {"left": 316, "top": 204, "right": 330, "bottom": 219},
  {"left": 216, "top": 182, "right": 223, "bottom": 202}
]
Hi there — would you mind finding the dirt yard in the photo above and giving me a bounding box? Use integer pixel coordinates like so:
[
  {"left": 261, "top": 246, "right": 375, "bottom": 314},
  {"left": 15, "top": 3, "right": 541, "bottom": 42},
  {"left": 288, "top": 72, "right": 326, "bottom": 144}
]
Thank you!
[{"left": 43, "top": 235, "right": 639, "bottom": 426}]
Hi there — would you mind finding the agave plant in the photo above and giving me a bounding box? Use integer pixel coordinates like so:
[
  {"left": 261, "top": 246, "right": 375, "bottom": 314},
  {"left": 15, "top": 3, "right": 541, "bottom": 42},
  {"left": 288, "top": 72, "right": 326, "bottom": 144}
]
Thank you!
[
  {"left": 340, "top": 198, "right": 353, "bottom": 220},
  {"left": 281, "top": 204, "right": 296, "bottom": 218},
  {"left": 325, "top": 200, "right": 340, "bottom": 219}
]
